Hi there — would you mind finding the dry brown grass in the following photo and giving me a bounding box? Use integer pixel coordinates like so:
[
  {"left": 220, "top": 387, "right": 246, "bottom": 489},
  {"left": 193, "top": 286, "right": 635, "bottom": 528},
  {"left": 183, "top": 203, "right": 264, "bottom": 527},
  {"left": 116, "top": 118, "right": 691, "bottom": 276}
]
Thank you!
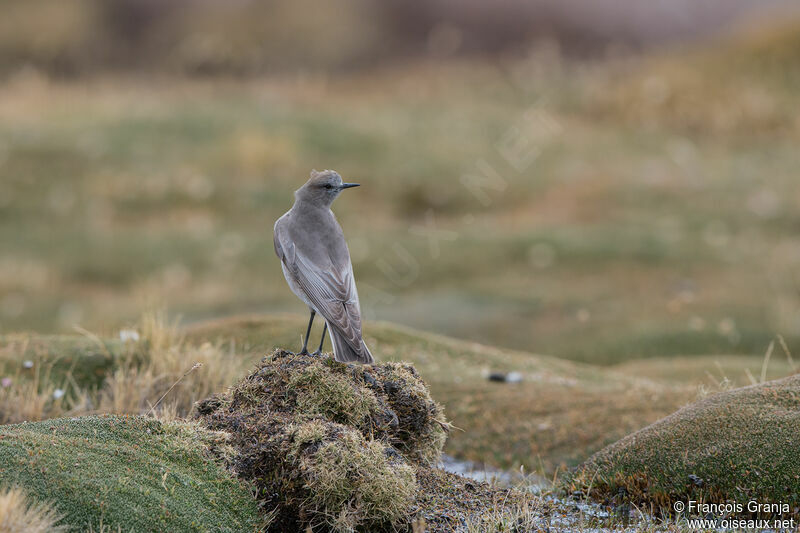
[
  {"left": 0, "top": 488, "right": 65, "bottom": 533},
  {"left": 97, "top": 311, "right": 255, "bottom": 417},
  {"left": 0, "top": 311, "right": 259, "bottom": 423},
  {"left": 461, "top": 498, "right": 539, "bottom": 532},
  {"left": 0, "top": 357, "right": 69, "bottom": 425}
]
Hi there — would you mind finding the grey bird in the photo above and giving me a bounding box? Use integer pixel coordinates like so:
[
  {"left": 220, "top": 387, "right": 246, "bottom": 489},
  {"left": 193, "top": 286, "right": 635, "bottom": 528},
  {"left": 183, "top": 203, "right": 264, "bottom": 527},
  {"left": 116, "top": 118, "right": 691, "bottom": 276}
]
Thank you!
[{"left": 273, "top": 169, "right": 374, "bottom": 364}]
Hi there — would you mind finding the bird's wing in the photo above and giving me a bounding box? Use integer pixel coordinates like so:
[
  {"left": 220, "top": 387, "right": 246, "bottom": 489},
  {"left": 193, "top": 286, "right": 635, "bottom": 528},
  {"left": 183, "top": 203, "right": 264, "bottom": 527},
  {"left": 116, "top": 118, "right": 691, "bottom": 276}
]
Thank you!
[
  {"left": 274, "top": 225, "right": 364, "bottom": 352},
  {"left": 273, "top": 223, "right": 294, "bottom": 264}
]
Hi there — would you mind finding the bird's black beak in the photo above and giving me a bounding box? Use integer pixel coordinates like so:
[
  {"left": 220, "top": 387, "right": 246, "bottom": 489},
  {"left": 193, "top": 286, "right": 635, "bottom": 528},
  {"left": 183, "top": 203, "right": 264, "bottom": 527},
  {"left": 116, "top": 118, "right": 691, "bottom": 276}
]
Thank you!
[{"left": 340, "top": 183, "right": 360, "bottom": 189}]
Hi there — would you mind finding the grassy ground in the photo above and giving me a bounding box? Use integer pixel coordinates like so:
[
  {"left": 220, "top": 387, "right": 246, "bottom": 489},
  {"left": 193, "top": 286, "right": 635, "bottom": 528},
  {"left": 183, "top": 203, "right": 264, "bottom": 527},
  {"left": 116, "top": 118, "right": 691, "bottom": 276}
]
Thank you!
[
  {"left": 568, "top": 373, "right": 800, "bottom": 518},
  {"left": 0, "top": 415, "right": 263, "bottom": 532},
  {"left": 1, "top": 314, "right": 798, "bottom": 530},
  {"left": 186, "top": 314, "right": 694, "bottom": 473},
  {"left": 2, "top": 22, "right": 799, "bottom": 366},
  {"left": 188, "top": 314, "right": 800, "bottom": 472},
  {"left": 2, "top": 313, "right": 797, "bottom": 477},
  {"left": 5, "top": 312, "right": 798, "bottom": 475},
  {"left": 0, "top": 330, "right": 706, "bottom": 533}
]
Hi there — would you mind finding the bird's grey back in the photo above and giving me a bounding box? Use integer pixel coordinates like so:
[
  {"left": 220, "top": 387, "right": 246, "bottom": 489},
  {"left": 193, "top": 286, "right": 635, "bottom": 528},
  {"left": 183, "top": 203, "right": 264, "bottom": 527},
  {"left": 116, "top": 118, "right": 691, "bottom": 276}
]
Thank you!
[
  {"left": 278, "top": 205, "right": 351, "bottom": 272},
  {"left": 274, "top": 201, "right": 373, "bottom": 364}
]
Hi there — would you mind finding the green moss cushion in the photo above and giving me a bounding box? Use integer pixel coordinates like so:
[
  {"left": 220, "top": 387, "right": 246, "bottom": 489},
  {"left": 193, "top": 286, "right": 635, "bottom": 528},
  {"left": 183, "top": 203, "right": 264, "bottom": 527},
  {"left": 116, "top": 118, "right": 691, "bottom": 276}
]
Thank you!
[
  {"left": 569, "top": 374, "right": 800, "bottom": 517},
  {"left": 0, "top": 415, "right": 262, "bottom": 532}
]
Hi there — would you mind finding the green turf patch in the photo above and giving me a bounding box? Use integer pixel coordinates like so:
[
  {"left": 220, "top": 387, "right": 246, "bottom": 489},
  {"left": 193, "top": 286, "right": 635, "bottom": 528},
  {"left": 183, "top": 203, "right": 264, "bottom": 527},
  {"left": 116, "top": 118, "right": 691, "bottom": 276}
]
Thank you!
[
  {"left": 568, "top": 374, "right": 800, "bottom": 517},
  {"left": 0, "top": 415, "right": 262, "bottom": 532}
]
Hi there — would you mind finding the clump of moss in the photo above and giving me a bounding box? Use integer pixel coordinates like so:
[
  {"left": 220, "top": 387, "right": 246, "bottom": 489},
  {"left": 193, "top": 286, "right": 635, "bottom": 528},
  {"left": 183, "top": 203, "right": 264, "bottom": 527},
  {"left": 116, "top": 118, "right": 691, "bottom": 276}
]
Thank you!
[
  {"left": 288, "top": 364, "right": 380, "bottom": 427},
  {"left": 567, "top": 374, "right": 800, "bottom": 518},
  {"left": 196, "top": 350, "right": 447, "bottom": 531},
  {"left": 365, "top": 362, "right": 449, "bottom": 465},
  {"left": 288, "top": 420, "right": 416, "bottom": 531}
]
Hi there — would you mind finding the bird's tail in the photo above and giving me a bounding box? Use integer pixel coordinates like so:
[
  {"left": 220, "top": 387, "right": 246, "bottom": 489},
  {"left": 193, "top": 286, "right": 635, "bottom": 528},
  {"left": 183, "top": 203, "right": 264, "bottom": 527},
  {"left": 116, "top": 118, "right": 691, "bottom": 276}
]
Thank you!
[{"left": 329, "top": 324, "right": 374, "bottom": 364}]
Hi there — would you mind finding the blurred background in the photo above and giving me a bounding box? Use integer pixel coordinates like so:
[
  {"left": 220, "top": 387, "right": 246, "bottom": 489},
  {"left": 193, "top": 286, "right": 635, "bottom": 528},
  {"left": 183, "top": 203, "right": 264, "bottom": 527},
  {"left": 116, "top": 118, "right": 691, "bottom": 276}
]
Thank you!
[{"left": 2, "top": 0, "right": 800, "bottom": 365}]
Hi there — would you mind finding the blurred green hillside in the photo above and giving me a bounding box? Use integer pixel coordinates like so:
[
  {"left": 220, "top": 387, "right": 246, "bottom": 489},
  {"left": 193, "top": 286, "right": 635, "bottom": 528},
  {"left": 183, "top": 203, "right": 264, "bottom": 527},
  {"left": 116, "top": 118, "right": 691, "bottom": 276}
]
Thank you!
[{"left": 1, "top": 20, "right": 800, "bottom": 365}]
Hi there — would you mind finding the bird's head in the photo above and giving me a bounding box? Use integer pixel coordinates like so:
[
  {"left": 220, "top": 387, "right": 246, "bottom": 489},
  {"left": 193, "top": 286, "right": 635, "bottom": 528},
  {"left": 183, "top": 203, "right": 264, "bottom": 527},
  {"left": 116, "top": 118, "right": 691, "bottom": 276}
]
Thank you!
[{"left": 295, "top": 169, "right": 360, "bottom": 207}]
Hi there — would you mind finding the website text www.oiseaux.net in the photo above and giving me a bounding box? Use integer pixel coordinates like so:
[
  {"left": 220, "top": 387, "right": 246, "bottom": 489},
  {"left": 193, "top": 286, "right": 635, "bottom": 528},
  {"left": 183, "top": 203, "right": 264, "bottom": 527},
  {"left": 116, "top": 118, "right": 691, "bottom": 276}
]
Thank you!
[{"left": 675, "top": 500, "right": 797, "bottom": 531}]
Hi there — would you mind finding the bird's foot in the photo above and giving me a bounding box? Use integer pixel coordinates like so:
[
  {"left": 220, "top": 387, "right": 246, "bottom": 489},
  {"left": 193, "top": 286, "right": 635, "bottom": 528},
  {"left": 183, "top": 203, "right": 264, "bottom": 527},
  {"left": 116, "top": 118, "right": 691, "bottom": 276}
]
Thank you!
[
  {"left": 298, "top": 348, "right": 310, "bottom": 356},
  {"left": 311, "top": 350, "right": 325, "bottom": 357}
]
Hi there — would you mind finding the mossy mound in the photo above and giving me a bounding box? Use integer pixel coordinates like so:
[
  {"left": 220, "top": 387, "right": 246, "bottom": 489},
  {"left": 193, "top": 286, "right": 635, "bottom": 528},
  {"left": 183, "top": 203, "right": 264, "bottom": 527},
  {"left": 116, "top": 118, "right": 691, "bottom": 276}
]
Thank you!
[
  {"left": 0, "top": 415, "right": 263, "bottom": 532},
  {"left": 196, "top": 349, "right": 449, "bottom": 531},
  {"left": 568, "top": 374, "right": 800, "bottom": 517}
]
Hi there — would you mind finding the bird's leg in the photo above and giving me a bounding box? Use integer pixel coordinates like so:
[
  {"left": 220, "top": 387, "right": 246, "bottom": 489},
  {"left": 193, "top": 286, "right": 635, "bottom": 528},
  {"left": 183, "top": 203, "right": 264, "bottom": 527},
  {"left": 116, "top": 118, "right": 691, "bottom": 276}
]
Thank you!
[
  {"left": 299, "top": 310, "right": 315, "bottom": 355},
  {"left": 312, "top": 322, "right": 327, "bottom": 356}
]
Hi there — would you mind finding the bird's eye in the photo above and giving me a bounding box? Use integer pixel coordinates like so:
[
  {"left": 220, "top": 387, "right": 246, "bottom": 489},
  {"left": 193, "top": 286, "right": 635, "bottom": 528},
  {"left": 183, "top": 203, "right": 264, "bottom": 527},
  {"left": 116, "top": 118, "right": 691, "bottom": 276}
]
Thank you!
[{"left": 324, "top": 184, "right": 333, "bottom": 189}]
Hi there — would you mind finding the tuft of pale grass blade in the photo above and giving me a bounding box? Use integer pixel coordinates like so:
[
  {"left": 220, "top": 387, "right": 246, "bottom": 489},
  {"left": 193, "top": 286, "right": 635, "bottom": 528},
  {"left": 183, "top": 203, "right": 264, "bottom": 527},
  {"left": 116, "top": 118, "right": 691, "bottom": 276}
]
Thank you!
[
  {"left": 760, "top": 340, "right": 774, "bottom": 383},
  {"left": 777, "top": 334, "right": 796, "bottom": 371},
  {"left": 147, "top": 362, "right": 203, "bottom": 417},
  {"left": 0, "top": 487, "right": 66, "bottom": 533}
]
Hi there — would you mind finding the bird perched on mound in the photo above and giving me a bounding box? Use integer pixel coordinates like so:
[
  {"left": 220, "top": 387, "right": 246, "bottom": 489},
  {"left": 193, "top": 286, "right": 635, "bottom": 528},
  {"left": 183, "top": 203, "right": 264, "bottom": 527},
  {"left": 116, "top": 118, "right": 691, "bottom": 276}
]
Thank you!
[{"left": 274, "top": 169, "right": 374, "bottom": 364}]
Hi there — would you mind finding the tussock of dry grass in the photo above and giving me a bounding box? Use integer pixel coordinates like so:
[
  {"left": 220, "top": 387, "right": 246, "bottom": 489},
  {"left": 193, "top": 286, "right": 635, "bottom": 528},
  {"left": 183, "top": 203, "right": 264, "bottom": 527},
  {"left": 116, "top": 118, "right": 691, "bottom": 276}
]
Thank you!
[
  {"left": 462, "top": 499, "right": 539, "bottom": 533},
  {"left": 0, "top": 488, "right": 65, "bottom": 533},
  {"left": 98, "top": 312, "right": 253, "bottom": 417}
]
